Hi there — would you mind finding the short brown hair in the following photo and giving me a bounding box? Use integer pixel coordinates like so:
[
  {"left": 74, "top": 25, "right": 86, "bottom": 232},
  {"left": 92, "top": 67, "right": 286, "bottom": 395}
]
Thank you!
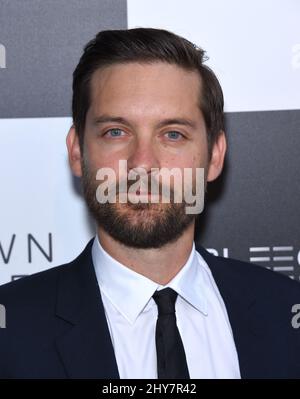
[{"left": 72, "top": 27, "right": 224, "bottom": 157}]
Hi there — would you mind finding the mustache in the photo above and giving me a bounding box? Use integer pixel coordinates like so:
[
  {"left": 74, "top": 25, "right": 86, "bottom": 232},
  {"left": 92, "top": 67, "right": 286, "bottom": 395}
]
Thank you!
[{"left": 115, "top": 178, "right": 175, "bottom": 194}]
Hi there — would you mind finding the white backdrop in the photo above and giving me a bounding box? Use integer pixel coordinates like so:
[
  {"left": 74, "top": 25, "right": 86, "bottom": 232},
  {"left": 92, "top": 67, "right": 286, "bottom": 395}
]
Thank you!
[
  {"left": 128, "top": 0, "right": 300, "bottom": 112},
  {"left": 0, "top": 117, "right": 94, "bottom": 284}
]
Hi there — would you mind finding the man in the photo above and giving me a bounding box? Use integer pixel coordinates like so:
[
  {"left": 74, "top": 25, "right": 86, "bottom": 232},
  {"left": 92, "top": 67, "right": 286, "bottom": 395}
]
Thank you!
[{"left": 1, "top": 28, "right": 300, "bottom": 379}]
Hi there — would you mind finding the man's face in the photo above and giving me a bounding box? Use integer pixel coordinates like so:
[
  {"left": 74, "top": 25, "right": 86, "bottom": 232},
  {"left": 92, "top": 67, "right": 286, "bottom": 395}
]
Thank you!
[{"left": 68, "top": 62, "right": 224, "bottom": 248}]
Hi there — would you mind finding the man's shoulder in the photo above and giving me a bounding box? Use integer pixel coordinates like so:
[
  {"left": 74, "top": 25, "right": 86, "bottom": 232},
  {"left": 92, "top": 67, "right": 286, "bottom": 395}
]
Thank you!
[
  {"left": 0, "top": 239, "right": 94, "bottom": 307},
  {"left": 222, "top": 253, "right": 300, "bottom": 289},
  {"left": 198, "top": 246, "right": 300, "bottom": 301},
  {"left": 0, "top": 260, "right": 73, "bottom": 308}
]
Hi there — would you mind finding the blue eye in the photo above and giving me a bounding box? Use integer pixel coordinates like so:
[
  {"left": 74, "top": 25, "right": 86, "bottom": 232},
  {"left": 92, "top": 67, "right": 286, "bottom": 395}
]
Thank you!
[
  {"left": 166, "top": 131, "right": 183, "bottom": 140},
  {"left": 105, "top": 128, "right": 124, "bottom": 137}
]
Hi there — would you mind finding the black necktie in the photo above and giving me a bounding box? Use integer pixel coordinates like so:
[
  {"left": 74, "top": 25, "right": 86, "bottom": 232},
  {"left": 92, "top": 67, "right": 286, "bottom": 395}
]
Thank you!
[{"left": 152, "top": 287, "right": 190, "bottom": 379}]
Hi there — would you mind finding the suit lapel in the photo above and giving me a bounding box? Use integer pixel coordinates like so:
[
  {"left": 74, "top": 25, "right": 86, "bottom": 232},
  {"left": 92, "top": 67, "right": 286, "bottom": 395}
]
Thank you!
[
  {"left": 196, "top": 245, "right": 274, "bottom": 378},
  {"left": 54, "top": 239, "right": 120, "bottom": 379}
]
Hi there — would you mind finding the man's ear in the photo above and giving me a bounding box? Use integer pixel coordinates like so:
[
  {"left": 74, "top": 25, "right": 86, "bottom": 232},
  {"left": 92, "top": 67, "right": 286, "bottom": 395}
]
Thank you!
[
  {"left": 66, "top": 125, "right": 83, "bottom": 177},
  {"left": 207, "top": 130, "right": 227, "bottom": 182}
]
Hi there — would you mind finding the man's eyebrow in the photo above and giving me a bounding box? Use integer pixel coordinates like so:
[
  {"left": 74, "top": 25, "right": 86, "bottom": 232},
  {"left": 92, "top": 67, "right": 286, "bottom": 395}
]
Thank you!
[
  {"left": 155, "top": 118, "right": 197, "bottom": 129},
  {"left": 92, "top": 115, "right": 197, "bottom": 129},
  {"left": 93, "top": 115, "right": 129, "bottom": 126}
]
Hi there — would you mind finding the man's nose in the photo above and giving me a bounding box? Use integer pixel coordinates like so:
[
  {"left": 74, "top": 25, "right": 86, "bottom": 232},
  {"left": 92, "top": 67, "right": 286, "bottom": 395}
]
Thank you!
[{"left": 127, "top": 137, "right": 160, "bottom": 173}]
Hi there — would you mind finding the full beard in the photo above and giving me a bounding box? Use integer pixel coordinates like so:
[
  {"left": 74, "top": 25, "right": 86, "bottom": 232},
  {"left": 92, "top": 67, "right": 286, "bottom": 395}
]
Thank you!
[{"left": 81, "top": 160, "right": 197, "bottom": 249}]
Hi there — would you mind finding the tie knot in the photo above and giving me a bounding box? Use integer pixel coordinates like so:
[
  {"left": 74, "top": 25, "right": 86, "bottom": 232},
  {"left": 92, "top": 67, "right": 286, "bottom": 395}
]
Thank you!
[{"left": 152, "top": 287, "right": 178, "bottom": 316}]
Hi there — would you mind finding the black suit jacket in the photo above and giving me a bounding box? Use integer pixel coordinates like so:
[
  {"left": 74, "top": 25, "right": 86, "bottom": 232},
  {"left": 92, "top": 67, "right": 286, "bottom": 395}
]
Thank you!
[{"left": 1, "top": 238, "right": 300, "bottom": 379}]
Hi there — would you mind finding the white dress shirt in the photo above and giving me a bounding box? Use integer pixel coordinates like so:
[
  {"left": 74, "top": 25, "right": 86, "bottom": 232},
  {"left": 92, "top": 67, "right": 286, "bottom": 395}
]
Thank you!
[{"left": 92, "top": 235, "right": 241, "bottom": 379}]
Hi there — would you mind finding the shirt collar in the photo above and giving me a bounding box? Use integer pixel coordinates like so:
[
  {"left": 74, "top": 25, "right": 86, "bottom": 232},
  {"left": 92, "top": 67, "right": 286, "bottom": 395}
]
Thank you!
[{"left": 92, "top": 235, "right": 208, "bottom": 324}]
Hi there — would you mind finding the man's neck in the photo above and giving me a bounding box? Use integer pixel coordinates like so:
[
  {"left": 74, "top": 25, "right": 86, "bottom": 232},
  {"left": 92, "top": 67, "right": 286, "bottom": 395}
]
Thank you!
[{"left": 97, "top": 224, "right": 195, "bottom": 285}]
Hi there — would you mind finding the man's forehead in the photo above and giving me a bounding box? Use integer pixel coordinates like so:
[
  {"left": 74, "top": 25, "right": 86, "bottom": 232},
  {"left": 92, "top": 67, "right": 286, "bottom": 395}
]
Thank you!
[
  {"left": 90, "top": 61, "right": 201, "bottom": 93},
  {"left": 88, "top": 61, "right": 203, "bottom": 118}
]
